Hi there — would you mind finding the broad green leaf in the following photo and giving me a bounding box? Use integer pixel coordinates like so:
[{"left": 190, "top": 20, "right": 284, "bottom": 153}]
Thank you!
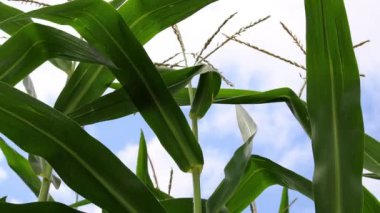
[
  {"left": 70, "top": 66, "right": 211, "bottom": 124},
  {"left": 364, "top": 136, "right": 380, "bottom": 177},
  {"left": 363, "top": 187, "right": 380, "bottom": 213},
  {"left": 0, "top": 23, "right": 114, "bottom": 86},
  {"left": 54, "top": 64, "right": 114, "bottom": 114},
  {"left": 161, "top": 198, "right": 207, "bottom": 213},
  {"left": 206, "top": 105, "right": 257, "bottom": 213},
  {"left": 0, "top": 202, "right": 80, "bottom": 213},
  {"left": 226, "top": 155, "right": 313, "bottom": 212},
  {"left": 9, "top": 0, "right": 204, "bottom": 172},
  {"left": 0, "top": 138, "right": 41, "bottom": 197},
  {"left": 279, "top": 188, "right": 289, "bottom": 213},
  {"left": 190, "top": 71, "right": 221, "bottom": 119},
  {"left": 53, "top": 0, "right": 218, "bottom": 119},
  {"left": 306, "top": 0, "right": 364, "bottom": 212},
  {"left": 136, "top": 131, "right": 154, "bottom": 188},
  {"left": 118, "top": 0, "right": 217, "bottom": 44},
  {"left": 0, "top": 82, "right": 165, "bottom": 212},
  {"left": 0, "top": 2, "right": 31, "bottom": 35}
]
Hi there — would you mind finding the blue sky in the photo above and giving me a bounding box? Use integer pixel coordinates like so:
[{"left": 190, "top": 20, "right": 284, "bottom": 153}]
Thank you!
[{"left": 1, "top": 0, "right": 380, "bottom": 212}]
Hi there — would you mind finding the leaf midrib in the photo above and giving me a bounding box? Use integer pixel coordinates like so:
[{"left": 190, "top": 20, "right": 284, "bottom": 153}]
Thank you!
[
  {"left": 0, "top": 105, "right": 136, "bottom": 212},
  {"left": 84, "top": 11, "right": 197, "bottom": 168}
]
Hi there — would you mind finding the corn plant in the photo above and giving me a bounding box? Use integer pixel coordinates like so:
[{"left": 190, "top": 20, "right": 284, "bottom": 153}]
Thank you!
[{"left": 0, "top": 0, "right": 379, "bottom": 212}]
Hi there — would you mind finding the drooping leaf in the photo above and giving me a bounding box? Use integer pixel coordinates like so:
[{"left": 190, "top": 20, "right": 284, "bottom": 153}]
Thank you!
[
  {"left": 51, "top": 174, "right": 62, "bottom": 190},
  {"left": 279, "top": 188, "right": 289, "bottom": 213},
  {"left": 7, "top": 0, "right": 204, "bottom": 172},
  {"left": 136, "top": 131, "right": 154, "bottom": 189},
  {"left": 118, "top": 0, "right": 217, "bottom": 44},
  {"left": 0, "top": 2, "right": 31, "bottom": 35},
  {"left": 28, "top": 154, "right": 44, "bottom": 176},
  {"left": 161, "top": 198, "right": 207, "bottom": 213},
  {"left": 363, "top": 187, "right": 380, "bottom": 213},
  {"left": 54, "top": 64, "right": 114, "bottom": 114},
  {"left": 364, "top": 136, "right": 380, "bottom": 177},
  {"left": 0, "top": 202, "right": 80, "bottom": 213},
  {"left": 69, "top": 65, "right": 212, "bottom": 124},
  {"left": 53, "top": 0, "right": 218, "bottom": 118},
  {"left": 0, "top": 82, "right": 165, "bottom": 212},
  {"left": 50, "top": 59, "right": 75, "bottom": 76},
  {"left": 0, "top": 137, "right": 42, "bottom": 198},
  {"left": 306, "top": 0, "right": 364, "bottom": 211},
  {"left": 226, "top": 155, "right": 313, "bottom": 212},
  {"left": 206, "top": 105, "right": 257, "bottom": 213},
  {"left": 190, "top": 71, "right": 221, "bottom": 119},
  {"left": 0, "top": 23, "right": 114, "bottom": 86}
]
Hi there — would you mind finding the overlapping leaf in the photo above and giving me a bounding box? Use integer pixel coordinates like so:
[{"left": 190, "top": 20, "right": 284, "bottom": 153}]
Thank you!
[
  {"left": 118, "top": 0, "right": 217, "bottom": 44},
  {"left": 190, "top": 71, "right": 221, "bottom": 119},
  {"left": 0, "top": 23, "right": 114, "bottom": 86},
  {"left": 0, "top": 138, "right": 41, "bottom": 197},
  {"left": 69, "top": 66, "right": 213, "bottom": 124},
  {"left": 55, "top": 0, "right": 218, "bottom": 117},
  {"left": 0, "top": 82, "right": 165, "bottom": 212},
  {"left": 207, "top": 105, "right": 257, "bottom": 213},
  {"left": 2, "top": 0, "right": 203, "bottom": 172},
  {"left": 279, "top": 188, "right": 289, "bottom": 213}
]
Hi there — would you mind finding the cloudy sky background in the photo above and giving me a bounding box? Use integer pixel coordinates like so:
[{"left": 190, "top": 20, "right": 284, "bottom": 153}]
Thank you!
[{"left": 1, "top": 0, "right": 380, "bottom": 212}]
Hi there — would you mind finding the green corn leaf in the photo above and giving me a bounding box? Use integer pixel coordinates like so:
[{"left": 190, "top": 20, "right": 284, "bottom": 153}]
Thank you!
[
  {"left": 364, "top": 136, "right": 380, "bottom": 177},
  {"left": 0, "top": 23, "right": 114, "bottom": 86},
  {"left": 54, "top": 64, "right": 114, "bottom": 114},
  {"left": 363, "top": 173, "right": 380, "bottom": 180},
  {"left": 118, "top": 0, "right": 217, "bottom": 44},
  {"left": 225, "top": 155, "right": 380, "bottom": 213},
  {"left": 0, "top": 2, "right": 31, "bottom": 35},
  {"left": 0, "top": 197, "right": 6, "bottom": 202},
  {"left": 190, "top": 71, "right": 222, "bottom": 119},
  {"left": 28, "top": 154, "right": 44, "bottom": 176},
  {"left": 6, "top": 0, "right": 204, "bottom": 172},
  {"left": 226, "top": 155, "right": 313, "bottom": 212},
  {"left": 279, "top": 188, "right": 289, "bottom": 213},
  {"left": 363, "top": 187, "right": 380, "bottom": 213},
  {"left": 53, "top": 0, "right": 217, "bottom": 119},
  {"left": 0, "top": 82, "right": 165, "bottom": 213},
  {"left": 49, "top": 59, "right": 75, "bottom": 76},
  {"left": 206, "top": 105, "right": 257, "bottom": 213},
  {"left": 136, "top": 131, "right": 155, "bottom": 189},
  {"left": 306, "top": 0, "right": 365, "bottom": 212},
  {"left": 0, "top": 138, "right": 42, "bottom": 198},
  {"left": 161, "top": 198, "right": 207, "bottom": 213},
  {"left": 0, "top": 202, "right": 80, "bottom": 213}
]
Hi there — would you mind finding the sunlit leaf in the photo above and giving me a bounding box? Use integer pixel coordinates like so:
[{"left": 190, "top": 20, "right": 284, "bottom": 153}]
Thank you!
[
  {"left": 226, "top": 155, "right": 313, "bottom": 212},
  {"left": 306, "top": 0, "right": 365, "bottom": 211},
  {"left": 136, "top": 131, "right": 154, "bottom": 188},
  {"left": 207, "top": 105, "right": 257, "bottom": 213},
  {"left": 279, "top": 188, "right": 289, "bottom": 213},
  {"left": 0, "top": 138, "right": 41, "bottom": 198}
]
